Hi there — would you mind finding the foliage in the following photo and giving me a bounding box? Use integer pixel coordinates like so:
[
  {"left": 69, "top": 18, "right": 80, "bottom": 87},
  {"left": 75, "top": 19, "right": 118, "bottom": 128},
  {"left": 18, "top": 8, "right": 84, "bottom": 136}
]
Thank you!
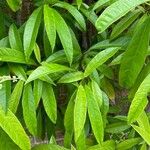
[{"left": 0, "top": 0, "right": 150, "bottom": 149}]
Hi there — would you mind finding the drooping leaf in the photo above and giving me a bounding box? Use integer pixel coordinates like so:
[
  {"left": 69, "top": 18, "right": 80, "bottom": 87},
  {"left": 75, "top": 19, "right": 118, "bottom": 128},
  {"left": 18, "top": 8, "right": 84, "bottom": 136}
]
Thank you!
[
  {"left": 119, "top": 16, "right": 150, "bottom": 88},
  {"left": 26, "top": 62, "right": 72, "bottom": 84},
  {"left": 0, "top": 107, "right": 30, "bottom": 150},
  {"left": 54, "top": 2, "right": 86, "bottom": 31},
  {"left": 74, "top": 85, "right": 87, "bottom": 142},
  {"left": 42, "top": 83, "right": 57, "bottom": 124},
  {"left": 6, "top": 0, "right": 22, "bottom": 12},
  {"left": 9, "top": 80, "right": 24, "bottom": 113},
  {"left": 58, "top": 71, "right": 84, "bottom": 83},
  {"left": 96, "top": 0, "right": 150, "bottom": 32},
  {"left": 128, "top": 73, "right": 150, "bottom": 123},
  {"left": 22, "top": 83, "right": 37, "bottom": 135},
  {"left": 9, "top": 24, "right": 23, "bottom": 51},
  {"left": 44, "top": 5, "right": 56, "bottom": 51},
  {"left": 23, "top": 7, "right": 42, "bottom": 61},
  {"left": 85, "top": 84, "right": 104, "bottom": 144},
  {"left": 84, "top": 47, "right": 120, "bottom": 77}
]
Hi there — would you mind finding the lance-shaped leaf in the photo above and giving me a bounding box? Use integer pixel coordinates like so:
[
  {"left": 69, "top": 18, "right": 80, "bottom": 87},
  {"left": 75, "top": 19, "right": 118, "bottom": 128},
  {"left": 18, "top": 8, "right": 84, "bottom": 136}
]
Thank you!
[
  {"left": 44, "top": 5, "right": 56, "bottom": 51},
  {"left": 6, "top": 0, "right": 22, "bottom": 12},
  {"left": 23, "top": 7, "right": 42, "bottom": 61},
  {"left": 95, "top": 0, "right": 149, "bottom": 32},
  {"left": 0, "top": 107, "right": 30, "bottom": 150},
  {"left": 85, "top": 84, "right": 104, "bottom": 144},
  {"left": 74, "top": 85, "right": 87, "bottom": 142},
  {"left": 26, "top": 62, "right": 72, "bottom": 84},
  {"left": 9, "top": 24, "right": 23, "bottom": 51},
  {"left": 22, "top": 83, "right": 37, "bottom": 135},
  {"left": 42, "top": 83, "right": 57, "bottom": 124},
  {"left": 58, "top": 71, "right": 84, "bottom": 83},
  {"left": 119, "top": 16, "right": 150, "bottom": 88},
  {"left": 93, "top": 0, "right": 110, "bottom": 11},
  {"left": 54, "top": 2, "right": 86, "bottom": 31},
  {"left": 53, "top": 8, "right": 73, "bottom": 64},
  {"left": 34, "top": 43, "right": 41, "bottom": 63},
  {"left": 9, "top": 80, "right": 24, "bottom": 113},
  {"left": 84, "top": 47, "right": 120, "bottom": 77},
  {"left": 128, "top": 73, "right": 150, "bottom": 123}
]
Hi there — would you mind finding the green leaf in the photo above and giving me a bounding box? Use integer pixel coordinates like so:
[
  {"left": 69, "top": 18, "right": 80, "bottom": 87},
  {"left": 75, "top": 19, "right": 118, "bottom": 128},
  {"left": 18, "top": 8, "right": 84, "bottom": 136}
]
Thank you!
[
  {"left": 132, "top": 125, "right": 150, "bottom": 145},
  {"left": 84, "top": 47, "right": 120, "bottom": 77},
  {"left": 58, "top": 71, "right": 84, "bottom": 83},
  {"left": 0, "top": 48, "right": 26, "bottom": 64},
  {"left": 110, "top": 10, "right": 141, "bottom": 40},
  {"left": 22, "top": 84, "right": 37, "bottom": 135},
  {"left": 85, "top": 84, "right": 104, "bottom": 144},
  {"left": 93, "top": 0, "right": 110, "bottom": 11},
  {"left": 26, "top": 62, "right": 72, "bottom": 84},
  {"left": 0, "top": 67, "right": 11, "bottom": 112},
  {"left": 23, "top": 7, "right": 42, "bottom": 61},
  {"left": 9, "top": 80, "right": 24, "bottom": 113},
  {"left": 119, "top": 16, "right": 150, "bottom": 88},
  {"left": 42, "top": 83, "right": 57, "bottom": 124},
  {"left": 54, "top": 2, "right": 86, "bottom": 31},
  {"left": 74, "top": 85, "right": 87, "bottom": 142},
  {"left": 34, "top": 43, "right": 41, "bottom": 63},
  {"left": 44, "top": 5, "right": 56, "bottom": 51},
  {"left": 76, "top": 0, "right": 82, "bottom": 9},
  {"left": 95, "top": 0, "right": 149, "bottom": 32},
  {"left": 6, "top": 0, "right": 22, "bottom": 12},
  {"left": 0, "top": 107, "right": 30, "bottom": 150},
  {"left": 116, "top": 138, "right": 142, "bottom": 150},
  {"left": 128, "top": 73, "right": 150, "bottom": 123},
  {"left": 105, "top": 122, "right": 130, "bottom": 133},
  {"left": 32, "top": 144, "right": 69, "bottom": 150},
  {"left": 33, "top": 79, "right": 43, "bottom": 108},
  {"left": 9, "top": 24, "right": 23, "bottom": 51},
  {"left": 53, "top": 8, "right": 73, "bottom": 64}
]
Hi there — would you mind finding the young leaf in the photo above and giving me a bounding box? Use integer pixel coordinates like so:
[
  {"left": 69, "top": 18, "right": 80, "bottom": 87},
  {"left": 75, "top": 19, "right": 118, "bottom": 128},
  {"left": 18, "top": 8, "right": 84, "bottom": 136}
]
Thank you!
[
  {"left": 119, "top": 16, "right": 150, "bottom": 88},
  {"left": 44, "top": 5, "right": 56, "bottom": 51},
  {"left": 128, "top": 73, "right": 150, "bottom": 123},
  {"left": 26, "top": 62, "right": 72, "bottom": 84},
  {"left": 74, "top": 85, "right": 87, "bottom": 142},
  {"left": 96, "top": 0, "right": 150, "bottom": 32},
  {"left": 54, "top": 2, "right": 86, "bottom": 31},
  {"left": 84, "top": 47, "right": 120, "bottom": 77},
  {"left": 85, "top": 84, "right": 104, "bottom": 144},
  {"left": 58, "top": 71, "right": 84, "bottom": 83},
  {"left": 6, "top": 0, "right": 22, "bottom": 12},
  {"left": 23, "top": 7, "right": 42, "bottom": 61},
  {"left": 9, "top": 24, "right": 23, "bottom": 51},
  {"left": 53, "top": 8, "right": 73, "bottom": 64},
  {"left": 9, "top": 80, "right": 24, "bottom": 113},
  {"left": 42, "top": 83, "right": 57, "bottom": 124},
  {"left": 0, "top": 107, "right": 30, "bottom": 150},
  {"left": 22, "top": 84, "right": 37, "bottom": 135}
]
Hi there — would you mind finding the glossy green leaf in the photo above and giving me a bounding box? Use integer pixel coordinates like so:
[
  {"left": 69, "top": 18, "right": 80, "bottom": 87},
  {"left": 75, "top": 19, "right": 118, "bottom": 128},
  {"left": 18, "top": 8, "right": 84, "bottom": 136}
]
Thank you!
[
  {"left": 23, "top": 7, "right": 42, "bottom": 61},
  {"left": 6, "top": 0, "right": 22, "bottom": 12},
  {"left": 42, "top": 83, "right": 57, "bottom": 124},
  {"left": 74, "top": 85, "right": 87, "bottom": 142},
  {"left": 44, "top": 5, "right": 56, "bottom": 51},
  {"left": 0, "top": 48, "right": 26, "bottom": 64},
  {"left": 76, "top": 0, "right": 82, "bottom": 9},
  {"left": 93, "top": 0, "right": 110, "bottom": 10},
  {"left": 58, "top": 71, "right": 84, "bottom": 83},
  {"left": 22, "top": 84, "right": 37, "bottom": 135},
  {"left": 54, "top": 2, "right": 86, "bottom": 31},
  {"left": 9, "top": 80, "right": 24, "bottom": 113},
  {"left": 117, "top": 138, "right": 142, "bottom": 150},
  {"left": 96, "top": 0, "right": 149, "bottom": 32},
  {"left": 0, "top": 107, "right": 30, "bottom": 150},
  {"left": 119, "top": 16, "right": 150, "bottom": 88},
  {"left": 34, "top": 43, "right": 41, "bottom": 63},
  {"left": 84, "top": 47, "right": 120, "bottom": 77},
  {"left": 26, "top": 62, "right": 72, "bottom": 84},
  {"left": 53, "top": 8, "right": 73, "bottom": 64},
  {"left": 85, "top": 84, "right": 104, "bottom": 144},
  {"left": 128, "top": 73, "right": 150, "bottom": 123}
]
